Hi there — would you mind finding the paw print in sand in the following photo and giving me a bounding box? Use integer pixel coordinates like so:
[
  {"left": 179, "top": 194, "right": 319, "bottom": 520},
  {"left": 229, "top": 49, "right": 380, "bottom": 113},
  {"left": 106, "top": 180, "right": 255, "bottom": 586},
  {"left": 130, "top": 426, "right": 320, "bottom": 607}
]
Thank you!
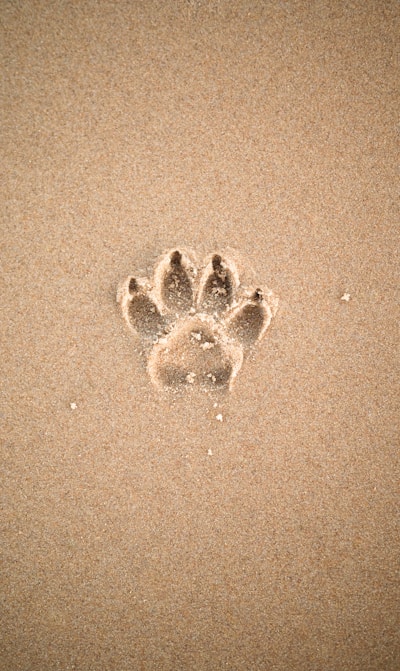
[{"left": 117, "top": 249, "right": 278, "bottom": 391}]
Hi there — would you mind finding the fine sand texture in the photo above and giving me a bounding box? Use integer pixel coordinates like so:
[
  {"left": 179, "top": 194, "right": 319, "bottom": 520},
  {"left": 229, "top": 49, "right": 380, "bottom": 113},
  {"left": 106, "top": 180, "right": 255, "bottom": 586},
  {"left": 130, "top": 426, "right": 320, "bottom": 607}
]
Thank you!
[{"left": 1, "top": 2, "right": 399, "bottom": 670}]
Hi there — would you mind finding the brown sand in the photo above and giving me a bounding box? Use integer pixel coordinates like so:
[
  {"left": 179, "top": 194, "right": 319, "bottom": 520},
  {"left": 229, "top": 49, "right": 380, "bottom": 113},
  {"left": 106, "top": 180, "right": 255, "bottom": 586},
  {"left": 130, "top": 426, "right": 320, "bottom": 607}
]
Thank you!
[{"left": 1, "top": 1, "right": 399, "bottom": 669}]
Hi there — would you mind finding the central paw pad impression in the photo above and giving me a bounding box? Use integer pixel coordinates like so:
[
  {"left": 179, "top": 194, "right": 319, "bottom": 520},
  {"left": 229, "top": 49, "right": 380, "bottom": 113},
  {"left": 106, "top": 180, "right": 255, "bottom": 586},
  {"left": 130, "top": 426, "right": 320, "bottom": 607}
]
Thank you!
[{"left": 118, "top": 249, "right": 278, "bottom": 391}]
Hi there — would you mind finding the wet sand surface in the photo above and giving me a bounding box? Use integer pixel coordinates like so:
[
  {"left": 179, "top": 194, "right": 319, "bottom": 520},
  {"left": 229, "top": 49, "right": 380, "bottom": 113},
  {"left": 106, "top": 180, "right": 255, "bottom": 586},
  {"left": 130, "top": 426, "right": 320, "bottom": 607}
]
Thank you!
[{"left": 1, "top": 1, "right": 399, "bottom": 669}]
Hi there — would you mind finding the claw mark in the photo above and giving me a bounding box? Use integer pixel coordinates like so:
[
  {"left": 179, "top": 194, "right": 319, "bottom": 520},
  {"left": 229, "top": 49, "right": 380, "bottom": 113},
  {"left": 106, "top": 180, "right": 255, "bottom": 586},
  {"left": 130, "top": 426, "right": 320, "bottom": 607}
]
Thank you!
[
  {"left": 227, "top": 288, "right": 273, "bottom": 346},
  {"left": 118, "top": 276, "right": 166, "bottom": 337},
  {"left": 156, "top": 249, "right": 194, "bottom": 314},
  {"left": 197, "top": 253, "right": 239, "bottom": 314}
]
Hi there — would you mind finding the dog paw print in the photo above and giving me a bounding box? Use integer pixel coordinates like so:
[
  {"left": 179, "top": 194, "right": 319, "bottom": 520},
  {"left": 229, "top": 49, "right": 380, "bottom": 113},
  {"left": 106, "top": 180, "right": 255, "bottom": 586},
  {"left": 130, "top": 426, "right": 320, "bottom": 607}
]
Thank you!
[{"left": 117, "top": 249, "right": 278, "bottom": 391}]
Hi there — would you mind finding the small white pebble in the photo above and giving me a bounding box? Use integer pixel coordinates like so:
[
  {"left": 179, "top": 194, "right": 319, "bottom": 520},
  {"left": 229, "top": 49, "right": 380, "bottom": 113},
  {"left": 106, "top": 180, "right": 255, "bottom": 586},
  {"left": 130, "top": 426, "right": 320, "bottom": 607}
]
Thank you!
[
  {"left": 200, "top": 341, "right": 214, "bottom": 350},
  {"left": 213, "top": 402, "right": 218, "bottom": 408},
  {"left": 186, "top": 372, "right": 196, "bottom": 384},
  {"left": 216, "top": 414, "right": 223, "bottom": 422},
  {"left": 340, "top": 293, "right": 351, "bottom": 302},
  {"left": 70, "top": 402, "right": 77, "bottom": 410},
  {"left": 191, "top": 331, "right": 202, "bottom": 341},
  {"left": 208, "top": 448, "right": 213, "bottom": 456}
]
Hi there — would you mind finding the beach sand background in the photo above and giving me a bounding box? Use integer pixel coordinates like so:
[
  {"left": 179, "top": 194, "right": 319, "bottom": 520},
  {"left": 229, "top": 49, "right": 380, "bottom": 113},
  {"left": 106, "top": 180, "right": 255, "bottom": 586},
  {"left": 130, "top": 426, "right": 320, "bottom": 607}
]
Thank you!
[{"left": 1, "top": 1, "right": 399, "bottom": 669}]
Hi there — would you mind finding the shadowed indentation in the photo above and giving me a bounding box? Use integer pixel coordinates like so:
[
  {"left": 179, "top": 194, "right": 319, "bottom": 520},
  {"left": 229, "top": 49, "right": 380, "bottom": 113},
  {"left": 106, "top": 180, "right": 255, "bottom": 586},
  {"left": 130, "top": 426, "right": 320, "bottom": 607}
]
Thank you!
[
  {"left": 157, "top": 366, "right": 190, "bottom": 387},
  {"left": 199, "top": 254, "right": 235, "bottom": 314},
  {"left": 228, "top": 292, "right": 267, "bottom": 346},
  {"left": 201, "top": 365, "right": 233, "bottom": 387},
  {"left": 128, "top": 293, "right": 165, "bottom": 337},
  {"left": 161, "top": 250, "right": 193, "bottom": 312},
  {"left": 128, "top": 278, "right": 138, "bottom": 294}
]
